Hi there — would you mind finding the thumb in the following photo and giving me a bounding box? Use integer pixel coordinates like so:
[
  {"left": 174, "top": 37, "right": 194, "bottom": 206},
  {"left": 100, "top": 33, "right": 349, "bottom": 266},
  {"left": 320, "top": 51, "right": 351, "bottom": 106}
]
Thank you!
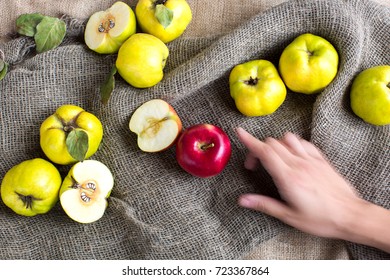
[{"left": 238, "top": 194, "right": 290, "bottom": 220}]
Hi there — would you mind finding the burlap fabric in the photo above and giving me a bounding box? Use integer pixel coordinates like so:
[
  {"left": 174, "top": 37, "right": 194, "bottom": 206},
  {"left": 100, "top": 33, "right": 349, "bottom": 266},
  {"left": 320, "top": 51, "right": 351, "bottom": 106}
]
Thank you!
[
  {"left": 0, "top": 0, "right": 389, "bottom": 260},
  {"left": 1, "top": 0, "right": 291, "bottom": 43}
]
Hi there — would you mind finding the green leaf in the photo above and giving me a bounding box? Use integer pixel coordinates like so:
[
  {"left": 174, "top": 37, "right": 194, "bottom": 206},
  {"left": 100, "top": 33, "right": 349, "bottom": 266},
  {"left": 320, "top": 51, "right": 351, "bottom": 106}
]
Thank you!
[
  {"left": 100, "top": 65, "right": 117, "bottom": 105},
  {"left": 16, "top": 13, "right": 45, "bottom": 37},
  {"left": 34, "top": 16, "right": 67, "bottom": 53},
  {"left": 0, "top": 60, "right": 8, "bottom": 81},
  {"left": 155, "top": 4, "right": 173, "bottom": 28},
  {"left": 66, "top": 129, "right": 89, "bottom": 162}
]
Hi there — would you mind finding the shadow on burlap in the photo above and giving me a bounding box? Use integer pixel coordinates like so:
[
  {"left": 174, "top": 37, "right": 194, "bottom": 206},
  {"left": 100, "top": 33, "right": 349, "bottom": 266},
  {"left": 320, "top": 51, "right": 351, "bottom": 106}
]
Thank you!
[{"left": 0, "top": 0, "right": 389, "bottom": 259}]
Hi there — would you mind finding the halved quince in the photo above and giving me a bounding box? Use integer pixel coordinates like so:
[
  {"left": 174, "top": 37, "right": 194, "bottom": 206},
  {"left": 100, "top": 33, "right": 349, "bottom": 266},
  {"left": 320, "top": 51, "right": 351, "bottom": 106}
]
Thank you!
[
  {"left": 59, "top": 160, "right": 114, "bottom": 223},
  {"left": 84, "top": 1, "right": 137, "bottom": 54}
]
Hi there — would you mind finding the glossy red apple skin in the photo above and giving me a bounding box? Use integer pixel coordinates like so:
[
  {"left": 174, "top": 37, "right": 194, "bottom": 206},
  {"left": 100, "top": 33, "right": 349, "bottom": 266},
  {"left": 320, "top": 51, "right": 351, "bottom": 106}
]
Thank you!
[{"left": 176, "top": 124, "right": 232, "bottom": 178}]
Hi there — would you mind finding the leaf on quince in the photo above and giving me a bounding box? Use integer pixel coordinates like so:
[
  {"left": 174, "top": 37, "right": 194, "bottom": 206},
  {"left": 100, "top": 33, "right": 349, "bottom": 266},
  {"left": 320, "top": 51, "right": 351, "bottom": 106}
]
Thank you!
[
  {"left": 155, "top": 4, "right": 173, "bottom": 28},
  {"left": 66, "top": 129, "right": 89, "bottom": 162},
  {"left": 34, "top": 16, "right": 67, "bottom": 53},
  {"left": 16, "top": 13, "right": 45, "bottom": 37},
  {"left": 0, "top": 59, "right": 8, "bottom": 81},
  {"left": 100, "top": 65, "right": 117, "bottom": 105}
]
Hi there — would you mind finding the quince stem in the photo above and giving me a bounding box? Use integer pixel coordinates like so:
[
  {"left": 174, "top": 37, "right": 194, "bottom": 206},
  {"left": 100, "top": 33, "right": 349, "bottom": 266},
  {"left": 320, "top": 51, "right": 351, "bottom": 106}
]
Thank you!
[{"left": 154, "top": 0, "right": 168, "bottom": 6}]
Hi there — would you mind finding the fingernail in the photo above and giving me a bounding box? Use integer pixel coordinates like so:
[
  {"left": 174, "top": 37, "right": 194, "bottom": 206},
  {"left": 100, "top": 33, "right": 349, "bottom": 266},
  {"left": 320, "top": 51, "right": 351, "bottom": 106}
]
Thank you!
[
  {"left": 235, "top": 127, "right": 244, "bottom": 135},
  {"left": 238, "top": 194, "right": 255, "bottom": 208}
]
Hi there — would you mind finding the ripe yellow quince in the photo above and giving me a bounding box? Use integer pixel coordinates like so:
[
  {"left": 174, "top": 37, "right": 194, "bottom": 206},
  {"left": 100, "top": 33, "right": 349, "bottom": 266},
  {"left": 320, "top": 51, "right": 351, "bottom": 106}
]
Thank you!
[
  {"left": 116, "top": 33, "right": 169, "bottom": 88},
  {"left": 1, "top": 158, "right": 62, "bottom": 216},
  {"left": 279, "top": 33, "right": 339, "bottom": 94},
  {"left": 350, "top": 65, "right": 390, "bottom": 126},
  {"left": 40, "top": 104, "right": 103, "bottom": 165},
  {"left": 136, "top": 0, "right": 192, "bottom": 43},
  {"left": 229, "top": 60, "right": 287, "bottom": 117}
]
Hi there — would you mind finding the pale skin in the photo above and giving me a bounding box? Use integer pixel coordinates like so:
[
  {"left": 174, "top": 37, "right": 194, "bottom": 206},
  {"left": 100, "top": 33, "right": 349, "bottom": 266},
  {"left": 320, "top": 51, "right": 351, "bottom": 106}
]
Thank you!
[{"left": 235, "top": 127, "right": 390, "bottom": 254}]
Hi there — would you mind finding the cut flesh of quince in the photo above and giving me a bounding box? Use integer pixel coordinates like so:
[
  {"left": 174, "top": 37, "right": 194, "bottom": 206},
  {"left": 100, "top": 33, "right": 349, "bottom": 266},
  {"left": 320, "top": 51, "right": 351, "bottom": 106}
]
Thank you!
[
  {"left": 60, "top": 160, "right": 114, "bottom": 223},
  {"left": 84, "top": 1, "right": 136, "bottom": 54}
]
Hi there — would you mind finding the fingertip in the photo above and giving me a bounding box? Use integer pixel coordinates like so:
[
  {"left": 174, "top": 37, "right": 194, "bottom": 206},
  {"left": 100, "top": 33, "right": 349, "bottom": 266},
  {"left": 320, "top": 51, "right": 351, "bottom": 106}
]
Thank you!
[
  {"left": 238, "top": 194, "right": 258, "bottom": 209},
  {"left": 235, "top": 126, "right": 249, "bottom": 140},
  {"left": 238, "top": 193, "right": 289, "bottom": 220},
  {"left": 284, "top": 131, "right": 298, "bottom": 140},
  {"left": 235, "top": 127, "right": 264, "bottom": 151},
  {"left": 235, "top": 126, "right": 245, "bottom": 134}
]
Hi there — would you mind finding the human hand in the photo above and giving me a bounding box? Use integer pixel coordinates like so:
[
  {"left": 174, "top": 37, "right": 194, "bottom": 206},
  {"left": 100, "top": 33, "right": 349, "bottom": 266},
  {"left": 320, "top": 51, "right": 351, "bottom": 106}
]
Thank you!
[{"left": 235, "top": 127, "right": 368, "bottom": 239}]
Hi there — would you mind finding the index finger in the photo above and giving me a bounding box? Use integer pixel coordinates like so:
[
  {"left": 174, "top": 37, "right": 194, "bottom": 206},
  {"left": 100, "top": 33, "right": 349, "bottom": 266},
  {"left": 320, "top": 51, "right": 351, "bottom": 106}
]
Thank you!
[{"left": 235, "top": 127, "right": 289, "bottom": 177}]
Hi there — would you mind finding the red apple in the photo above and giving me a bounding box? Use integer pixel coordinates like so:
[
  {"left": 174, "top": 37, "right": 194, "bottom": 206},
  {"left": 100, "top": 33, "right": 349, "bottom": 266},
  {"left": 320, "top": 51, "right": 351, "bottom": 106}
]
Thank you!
[
  {"left": 176, "top": 124, "right": 231, "bottom": 178},
  {"left": 129, "top": 99, "right": 182, "bottom": 152}
]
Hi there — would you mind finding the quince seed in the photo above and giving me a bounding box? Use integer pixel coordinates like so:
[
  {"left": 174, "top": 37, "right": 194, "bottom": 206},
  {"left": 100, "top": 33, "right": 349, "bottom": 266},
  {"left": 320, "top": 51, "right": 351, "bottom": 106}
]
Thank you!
[
  {"left": 109, "top": 19, "right": 115, "bottom": 29},
  {"left": 86, "top": 182, "right": 96, "bottom": 190},
  {"left": 80, "top": 192, "right": 91, "bottom": 203}
]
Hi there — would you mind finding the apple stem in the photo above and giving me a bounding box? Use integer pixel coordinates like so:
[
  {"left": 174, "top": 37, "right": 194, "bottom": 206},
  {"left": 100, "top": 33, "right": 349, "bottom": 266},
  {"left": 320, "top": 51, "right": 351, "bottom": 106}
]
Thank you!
[
  {"left": 201, "top": 143, "right": 215, "bottom": 151},
  {"left": 244, "top": 76, "right": 259, "bottom": 86}
]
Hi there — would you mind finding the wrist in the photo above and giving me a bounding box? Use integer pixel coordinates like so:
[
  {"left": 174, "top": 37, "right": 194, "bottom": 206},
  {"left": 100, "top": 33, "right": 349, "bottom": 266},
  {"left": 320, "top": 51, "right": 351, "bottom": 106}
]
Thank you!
[{"left": 338, "top": 199, "right": 390, "bottom": 253}]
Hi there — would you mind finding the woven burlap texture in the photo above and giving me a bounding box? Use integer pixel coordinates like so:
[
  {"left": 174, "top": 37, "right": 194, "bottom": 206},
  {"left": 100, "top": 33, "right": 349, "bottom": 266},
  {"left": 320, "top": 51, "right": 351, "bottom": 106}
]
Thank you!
[
  {"left": 0, "top": 0, "right": 291, "bottom": 42},
  {"left": 0, "top": 0, "right": 389, "bottom": 259}
]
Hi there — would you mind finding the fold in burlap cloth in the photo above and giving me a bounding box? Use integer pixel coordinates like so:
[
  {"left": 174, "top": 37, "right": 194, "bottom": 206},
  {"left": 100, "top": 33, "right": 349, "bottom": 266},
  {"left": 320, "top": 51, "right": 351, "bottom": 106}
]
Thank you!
[{"left": 0, "top": 0, "right": 389, "bottom": 259}]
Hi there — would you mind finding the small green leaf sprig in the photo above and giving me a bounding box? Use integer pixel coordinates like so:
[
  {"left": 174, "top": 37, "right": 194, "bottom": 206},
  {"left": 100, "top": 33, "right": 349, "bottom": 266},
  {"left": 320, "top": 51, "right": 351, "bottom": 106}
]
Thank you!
[
  {"left": 66, "top": 129, "right": 89, "bottom": 163},
  {"left": 0, "top": 50, "right": 7, "bottom": 81},
  {"left": 100, "top": 66, "right": 117, "bottom": 105},
  {"left": 155, "top": 4, "right": 173, "bottom": 28},
  {"left": 16, "top": 13, "right": 67, "bottom": 53}
]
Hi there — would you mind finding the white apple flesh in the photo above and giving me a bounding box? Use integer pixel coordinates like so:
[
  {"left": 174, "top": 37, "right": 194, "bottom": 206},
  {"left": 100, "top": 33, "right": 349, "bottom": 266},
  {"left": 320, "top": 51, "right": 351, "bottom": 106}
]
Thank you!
[
  {"left": 129, "top": 99, "right": 182, "bottom": 152},
  {"left": 60, "top": 160, "right": 114, "bottom": 224}
]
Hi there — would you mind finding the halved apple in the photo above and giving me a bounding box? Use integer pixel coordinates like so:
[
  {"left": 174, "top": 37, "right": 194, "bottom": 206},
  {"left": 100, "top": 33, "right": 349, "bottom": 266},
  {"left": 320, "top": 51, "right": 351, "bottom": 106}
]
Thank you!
[
  {"left": 84, "top": 1, "right": 137, "bottom": 54},
  {"left": 59, "top": 160, "right": 114, "bottom": 224},
  {"left": 129, "top": 99, "right": 182, "bottom": 152}
]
